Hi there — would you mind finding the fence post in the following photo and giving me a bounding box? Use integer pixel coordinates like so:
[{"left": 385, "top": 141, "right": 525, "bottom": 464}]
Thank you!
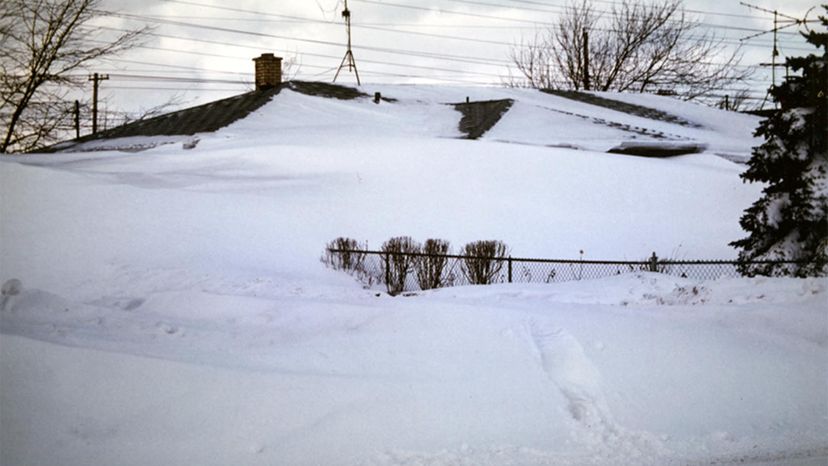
[
  {"left": 508, "top": 256, "right": 513, "bottom": 283},
  {"left": 384, "top": 254, "right": 390, "bottom": 287},
  {"left": 649, "top": 252, "right": 659, "bottom": 273}
]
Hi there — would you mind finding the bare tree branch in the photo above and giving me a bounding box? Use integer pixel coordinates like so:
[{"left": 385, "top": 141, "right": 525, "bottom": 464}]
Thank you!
[
  {"left": 1, "top": 0, "right": 148, "bottom": 153},
  {"left": 509, "top": 31, "right": 559, "bottom": 89},
  {"left": 508, "top": 0, "right": 752, "bottom": 103}
]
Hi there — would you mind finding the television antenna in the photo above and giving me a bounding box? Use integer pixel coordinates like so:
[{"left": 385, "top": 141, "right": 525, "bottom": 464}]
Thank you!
[
  {"left": 739, "top": 2, "right": 817, "bottom": 109},
  {"left": 333, "top": 0, "right": 361, "bottom": 85}
]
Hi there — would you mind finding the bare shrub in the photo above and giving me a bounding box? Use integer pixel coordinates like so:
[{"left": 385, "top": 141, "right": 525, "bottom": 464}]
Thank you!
[
  {"left": 381, "top": 236, "right": 421, "bottom": 295},
  {"left": 415, "top": 239, "right": 451, "bottom": 290},
  {"left": 636, "top": 249, "right": 687, "bottom": 276},
  {"left": 323, "top": 237, "right": 366, "bottom": 272},
  {"left": 461, "top": 240, "right": 509, "bottom": 285}
]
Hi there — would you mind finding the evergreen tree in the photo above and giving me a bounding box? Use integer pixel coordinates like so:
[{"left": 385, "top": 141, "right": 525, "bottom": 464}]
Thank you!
[{"left": 731, "top": 8, "right": 828, "bottom": 277}]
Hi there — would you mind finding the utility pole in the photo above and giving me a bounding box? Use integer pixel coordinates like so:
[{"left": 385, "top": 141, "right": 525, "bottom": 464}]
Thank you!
[
  {"left": 73, "top": 100, "right": 80, "bottom": 139},
  {"left": 333, "top": 0, "right": 361, "bottom": 85},
  {"left": 771, "top": 10, "right": 779, "bottom": 98},
  {"left": 88, "top": 73, "right": 109, "bottom": 134},
  {"left": 582, "top": 29, "right": 590, "bottom": 91}
]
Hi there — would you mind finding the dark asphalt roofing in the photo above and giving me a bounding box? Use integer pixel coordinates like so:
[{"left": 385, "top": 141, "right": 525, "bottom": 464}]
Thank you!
[
  {"left": 48, "top": 80, "right": 705, "bottom": 159},
  {"left": 52, "top": 81, "right": 369, "bottom": 151}
]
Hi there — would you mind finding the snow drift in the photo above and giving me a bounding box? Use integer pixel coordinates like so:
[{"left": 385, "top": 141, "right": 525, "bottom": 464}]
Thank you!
[{"left": 1, "top": 85, "right": 825, "bottom": 465}]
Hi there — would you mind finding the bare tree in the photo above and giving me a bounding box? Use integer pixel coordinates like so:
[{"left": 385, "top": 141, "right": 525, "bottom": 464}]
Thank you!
[
  {"left": 510, "top": 0, "right": 750, "bottom": 101},
  {"left": 282, "top": 54, "right": 301, "bottom": 82},
  {"left": 1, "top": 0, "right": 146, "bottom": 153},
  {"left": 507, "top": 32, "right": 558, "bottom": 89}
]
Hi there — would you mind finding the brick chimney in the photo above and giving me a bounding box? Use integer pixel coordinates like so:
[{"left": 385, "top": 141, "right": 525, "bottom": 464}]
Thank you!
[{"left": 253, "top": 53, "right": 282, "bottom": 90}]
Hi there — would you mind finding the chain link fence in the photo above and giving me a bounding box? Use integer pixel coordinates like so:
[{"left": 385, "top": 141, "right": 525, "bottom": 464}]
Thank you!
[{"left": 325, "top": 249, "right": 809, "bottom": 295}]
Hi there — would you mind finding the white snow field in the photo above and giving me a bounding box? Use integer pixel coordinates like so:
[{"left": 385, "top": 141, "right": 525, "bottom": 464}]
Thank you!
[{"left": 1, "top": 86, "right": 826, "bottom": 465}]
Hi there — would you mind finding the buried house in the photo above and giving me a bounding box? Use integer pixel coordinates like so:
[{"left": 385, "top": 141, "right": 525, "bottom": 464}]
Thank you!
[{"left": 49, "top": 53, "right": 757, "bottom": 161}]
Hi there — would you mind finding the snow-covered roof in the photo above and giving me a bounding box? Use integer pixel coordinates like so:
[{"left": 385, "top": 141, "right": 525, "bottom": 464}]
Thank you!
[
  {"left": 48, "top": 81, "right": 372, "bottom": 153},
  {"left": 51, "top": 82, "right": 762, "bottom": 161}
]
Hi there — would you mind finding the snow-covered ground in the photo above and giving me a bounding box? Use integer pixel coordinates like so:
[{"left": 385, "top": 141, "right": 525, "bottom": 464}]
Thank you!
[{"left": 1, "top": 86, "right": 826, "bottom": 465}]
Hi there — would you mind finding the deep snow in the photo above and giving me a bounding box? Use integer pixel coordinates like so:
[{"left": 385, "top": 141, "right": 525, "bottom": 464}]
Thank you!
[{"left": 1, "top": 85, "right": 826, "bottom": 465}]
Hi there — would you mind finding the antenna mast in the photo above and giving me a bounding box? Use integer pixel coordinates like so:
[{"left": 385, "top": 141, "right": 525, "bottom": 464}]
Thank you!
[
  {"left": 739, "top": 2, "right": 816, "bottom": 110},
  {"left": 334, "top": 0, "right": 361, "bottom": 85}
]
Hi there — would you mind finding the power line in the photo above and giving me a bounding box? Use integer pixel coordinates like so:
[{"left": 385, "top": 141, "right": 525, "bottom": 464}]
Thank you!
[
  {"left": 105, "top": 86, "right": 247, "bottom": 92},
  {"left": 83, "top": 1, "right": 810, "bottom": 94},
  {"left": 142, "top": 1, "right": 812, "bottom": 57},
  {"left": 356, "top": 0, "right": 806, "bottom": 37},
  {"left": 100, "top": 57, "right": 249, "bottom": 75},
  {"left": 94, "top": 25, "right": 515, "bottom": 80},
  {"left": 156, "top": 0, "right": 526, "bottom": 49},
  {"left": 93, "top": 15, "right": 803, "bottom": 94},
  {"left": 96, "top": 68, "right": 248, "bottom": 76},
  {"left": 105, "top": 73, "right": 246, "bottom": 85},
  {"left": 92, "top": 57, "right": 764, "bottom": 96},
  {"left": 95, "top": 20, "right": 767, "bottom": 84},
  {"left": 501, "top": 0, "right": 808, "bottom": 34},
  {"left": 103, "top": 0, "right": 815, "bottom": 78},
  {"left": 84, "top": 59, "right": 513, "bottom": 87},
  {"left": 82, "top": 33, "right": 251, "bottom": 62},
  {"left": 157, "top": 0, "right": 805, "bottom": 35},
  {"left": 444, "top": 0, "right": 809, "bottom": 45},
  {"left": 351, "top": 0, "right": 551, "bottom": 25},
  {"left": 99, "top": 11, "right": 514, "bottom": 67},
  {"left": 508, "top": 0, "right": 786, "bottom": 21},
  {"left": 157, "top": 1, "right": 516, "bottom": 47},
  {"left": 106, "top": 57, "right": 500, "bottom": 83}
]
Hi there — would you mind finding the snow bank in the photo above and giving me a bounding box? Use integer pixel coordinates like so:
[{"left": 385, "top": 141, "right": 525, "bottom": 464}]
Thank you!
[
  {"left": 1, "top": 119, "right": 760, "bottom": 304},
  {"left": 2, "top": 274, "right": 826, "bottom": 465},
  {"left": 1, "top": 85, "right": 823, "bottom": 466}
]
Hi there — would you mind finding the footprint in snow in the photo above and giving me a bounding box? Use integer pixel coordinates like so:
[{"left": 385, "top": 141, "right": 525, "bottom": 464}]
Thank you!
[
  {"left": 527, "top": 319, "right": 613, "bottom": 426},
  {"left": 155, "top": 322, "right": 179, "bottom": 335},
  {"left": 527, "top": 319, "right": 670, "bottom": 457},
  {"left": 123, "top": 298, "right": 144, "bottom": 311},
  {"left": 1, "top": 278, "right": 23, "bottom": 311}
]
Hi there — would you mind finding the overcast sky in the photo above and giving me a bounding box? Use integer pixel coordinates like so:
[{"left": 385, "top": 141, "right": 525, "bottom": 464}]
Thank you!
[{"left": 91, "top": 0, "right": 823, "bottom": 119}]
